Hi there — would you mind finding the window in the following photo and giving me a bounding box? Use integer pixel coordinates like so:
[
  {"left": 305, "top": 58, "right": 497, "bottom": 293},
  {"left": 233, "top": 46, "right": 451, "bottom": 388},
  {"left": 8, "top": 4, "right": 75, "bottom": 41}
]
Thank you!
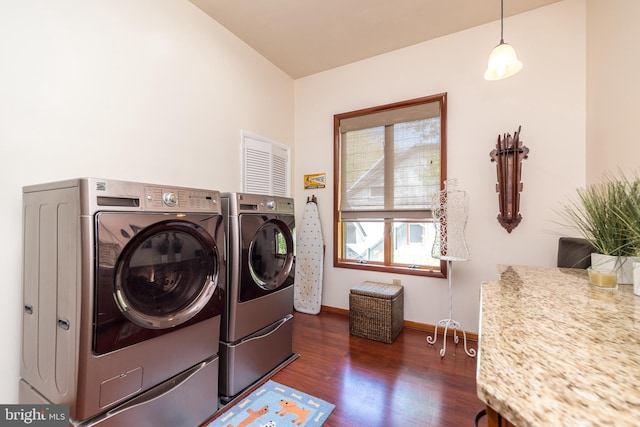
[{"left": 333, "top": 93, "right": 447, "bottom": 277}]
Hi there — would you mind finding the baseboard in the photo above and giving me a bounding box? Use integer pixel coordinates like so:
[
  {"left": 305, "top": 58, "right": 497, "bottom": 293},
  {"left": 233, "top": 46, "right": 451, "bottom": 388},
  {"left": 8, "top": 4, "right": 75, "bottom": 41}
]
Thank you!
[{"left": 318, "top": 305, "right": 479, "bottom": 342}]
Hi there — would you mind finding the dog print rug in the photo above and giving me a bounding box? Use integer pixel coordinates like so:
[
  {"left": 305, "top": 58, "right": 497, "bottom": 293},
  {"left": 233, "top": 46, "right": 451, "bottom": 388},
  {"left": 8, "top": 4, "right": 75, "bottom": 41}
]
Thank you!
[{"left": 207, "top": 380, "right": 334, "bottom": 427}]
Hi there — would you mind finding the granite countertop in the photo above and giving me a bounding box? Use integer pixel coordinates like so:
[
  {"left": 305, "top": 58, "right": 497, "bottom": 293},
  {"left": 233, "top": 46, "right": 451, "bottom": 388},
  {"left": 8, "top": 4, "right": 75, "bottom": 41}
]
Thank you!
[{"left": 477, "top": 265, "right": 640, "bottom": 427}]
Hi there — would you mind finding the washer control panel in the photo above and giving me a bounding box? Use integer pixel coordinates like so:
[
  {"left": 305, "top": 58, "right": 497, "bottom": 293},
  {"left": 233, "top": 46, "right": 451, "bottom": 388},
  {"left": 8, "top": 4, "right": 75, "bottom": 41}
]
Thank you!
[
  {"left": 144, "top": 186, "right": 219, "bottom": 212},
  {"left": 235, "top": 193, "right": 294, "bottom": 215}
]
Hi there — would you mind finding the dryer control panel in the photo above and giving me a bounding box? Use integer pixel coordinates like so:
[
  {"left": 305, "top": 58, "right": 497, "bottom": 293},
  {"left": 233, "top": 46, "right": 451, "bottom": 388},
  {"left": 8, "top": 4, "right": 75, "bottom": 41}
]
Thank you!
[
  {"left": 144, "top": 186, "right": 220, "bottom": 212},
  {"left": 234, "top": 193, "right": 294, "bottom": 215},
  {"left": 67, "top": 178, "right": 221, "bottom": 215}
]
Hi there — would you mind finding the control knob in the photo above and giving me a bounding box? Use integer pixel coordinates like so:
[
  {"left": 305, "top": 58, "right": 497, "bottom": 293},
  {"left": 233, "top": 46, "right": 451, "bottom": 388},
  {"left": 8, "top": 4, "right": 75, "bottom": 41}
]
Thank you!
[
  {"left": 163, "top": 192, "right": 178, "bottom": 207},
  {"left": 266, "top": 200, "right": 276, "bottom": 210}
]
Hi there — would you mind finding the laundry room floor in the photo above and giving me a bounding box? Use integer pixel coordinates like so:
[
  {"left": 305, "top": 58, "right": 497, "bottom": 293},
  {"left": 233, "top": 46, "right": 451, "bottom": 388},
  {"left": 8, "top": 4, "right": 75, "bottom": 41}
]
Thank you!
[{"left": 270, "top": 310, "right": 486, "bottom": 427}]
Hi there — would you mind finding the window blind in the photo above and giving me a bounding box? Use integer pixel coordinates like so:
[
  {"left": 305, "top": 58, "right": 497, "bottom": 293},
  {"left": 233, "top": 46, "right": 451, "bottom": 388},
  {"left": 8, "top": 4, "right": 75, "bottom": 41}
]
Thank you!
[{"left": 338, "top": 102, "right": 441, "bottom": 222}]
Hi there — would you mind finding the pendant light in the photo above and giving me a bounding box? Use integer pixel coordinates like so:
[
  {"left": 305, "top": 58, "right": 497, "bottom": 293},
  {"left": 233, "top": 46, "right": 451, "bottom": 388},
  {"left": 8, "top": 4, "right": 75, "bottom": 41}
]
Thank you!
[{"left": 484, "top": 0, "right": 523, "bottom": 80}]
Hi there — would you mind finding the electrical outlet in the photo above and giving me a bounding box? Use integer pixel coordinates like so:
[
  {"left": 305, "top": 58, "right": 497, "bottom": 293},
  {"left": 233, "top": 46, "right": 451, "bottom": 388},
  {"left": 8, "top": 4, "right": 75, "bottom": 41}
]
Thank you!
[{"left": 392, "top": 279, "right": 401, "bottom": 286}]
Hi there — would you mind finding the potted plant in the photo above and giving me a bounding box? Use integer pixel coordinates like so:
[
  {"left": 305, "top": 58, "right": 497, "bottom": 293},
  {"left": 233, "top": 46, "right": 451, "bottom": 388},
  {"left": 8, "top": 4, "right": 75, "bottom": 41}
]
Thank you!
[
  {"left": 611, "top": 180, "right": 640, "bottom": 290},
  {"left": 559, "top": 171, "right": 640, "bottom": 284}
]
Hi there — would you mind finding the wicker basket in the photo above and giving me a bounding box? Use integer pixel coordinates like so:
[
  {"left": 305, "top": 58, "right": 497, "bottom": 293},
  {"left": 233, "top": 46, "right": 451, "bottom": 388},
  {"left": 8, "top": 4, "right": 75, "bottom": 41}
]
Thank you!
[{"left": 349, "top": 281, "right": 404, "bottom": 343}]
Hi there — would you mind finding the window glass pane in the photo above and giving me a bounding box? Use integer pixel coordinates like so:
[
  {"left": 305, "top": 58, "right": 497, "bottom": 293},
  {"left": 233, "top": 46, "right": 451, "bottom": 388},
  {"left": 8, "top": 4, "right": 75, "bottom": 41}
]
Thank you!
[
  {"left": 391, "top": 222, "right": 440, "bottom": 268},
  {"left": 343, "top": 221, "right": 384, "bottom": 262},
  {"left": 409, "top": 224, "right": 424, "bottom": 244}
]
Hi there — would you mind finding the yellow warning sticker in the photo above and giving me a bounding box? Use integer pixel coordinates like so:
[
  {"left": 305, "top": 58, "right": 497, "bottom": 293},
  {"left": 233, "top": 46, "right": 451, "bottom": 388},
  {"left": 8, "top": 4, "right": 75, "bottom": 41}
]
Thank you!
[{"left": 304, "top": 173, "right": 326, "bottom": 189}]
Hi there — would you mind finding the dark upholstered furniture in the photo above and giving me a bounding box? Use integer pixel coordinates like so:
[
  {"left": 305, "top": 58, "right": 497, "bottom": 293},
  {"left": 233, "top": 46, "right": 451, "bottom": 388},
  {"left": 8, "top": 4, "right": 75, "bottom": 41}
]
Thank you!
[{"left": 557, "top": 237, "right": 595, "bottom": 269}]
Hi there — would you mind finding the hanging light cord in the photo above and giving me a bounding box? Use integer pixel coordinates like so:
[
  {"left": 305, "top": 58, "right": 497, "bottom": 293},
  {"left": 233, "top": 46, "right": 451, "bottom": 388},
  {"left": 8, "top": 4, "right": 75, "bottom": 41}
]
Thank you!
[{"left": 500, "top": 0, "right": 504, "bottom": 44}]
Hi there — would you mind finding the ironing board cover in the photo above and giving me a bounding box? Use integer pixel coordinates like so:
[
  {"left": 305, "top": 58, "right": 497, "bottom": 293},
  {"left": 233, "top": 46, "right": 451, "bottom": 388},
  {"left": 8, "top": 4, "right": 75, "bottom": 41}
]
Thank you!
[{"left": 294, "top": 200, "right": 324, "bottom": 314}]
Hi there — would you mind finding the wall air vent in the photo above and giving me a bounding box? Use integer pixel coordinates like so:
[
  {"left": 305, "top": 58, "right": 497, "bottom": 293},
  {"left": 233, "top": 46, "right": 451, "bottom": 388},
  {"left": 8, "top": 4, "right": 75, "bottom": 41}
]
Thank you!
[{"left": 242, "top": 131, "right": 290, "bottom": 197}]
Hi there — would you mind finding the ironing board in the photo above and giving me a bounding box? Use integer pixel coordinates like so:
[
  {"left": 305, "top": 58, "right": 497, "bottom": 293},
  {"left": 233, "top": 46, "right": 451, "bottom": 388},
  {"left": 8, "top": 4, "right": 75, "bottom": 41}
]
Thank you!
[{"left": 294, "top": 196, "right": 324, "bottom": 314}]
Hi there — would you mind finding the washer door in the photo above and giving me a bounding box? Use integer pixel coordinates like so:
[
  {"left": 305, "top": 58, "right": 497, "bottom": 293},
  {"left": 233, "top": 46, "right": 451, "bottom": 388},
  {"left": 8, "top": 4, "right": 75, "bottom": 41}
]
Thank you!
[
  {"left": 114, "top": 220, "right": 218, "bottom": 329},
  {"left": 95, "top": 212, "right": 223, "bottom": 355},
  {"left": 239, "top": 215, "right": 295, "bottom": 302}
]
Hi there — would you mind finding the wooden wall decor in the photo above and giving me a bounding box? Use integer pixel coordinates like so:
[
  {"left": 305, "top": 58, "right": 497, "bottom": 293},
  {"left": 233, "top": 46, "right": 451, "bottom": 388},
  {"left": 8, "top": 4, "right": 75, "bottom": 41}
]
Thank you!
[{"left": 490, "top": 126, "right": 529, "bottom": 233}]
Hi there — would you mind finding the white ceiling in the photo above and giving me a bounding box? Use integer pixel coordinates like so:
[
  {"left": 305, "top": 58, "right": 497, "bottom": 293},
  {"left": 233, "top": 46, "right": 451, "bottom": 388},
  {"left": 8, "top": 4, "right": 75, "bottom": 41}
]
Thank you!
[{"left": 188, "top": 0, "right": 561, "bottom": 79}]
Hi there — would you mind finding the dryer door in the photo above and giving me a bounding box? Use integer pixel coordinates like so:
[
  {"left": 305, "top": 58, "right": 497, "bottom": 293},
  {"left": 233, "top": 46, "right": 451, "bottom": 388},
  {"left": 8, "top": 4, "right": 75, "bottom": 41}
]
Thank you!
[
  {"left": 239, "top": 214, "right": 294, "bottom": 301},
  {"left": 113, "top": 219, "right": 218, "bottom": 329},
  {"left": 94, "top": 212, "right": 224, "bottom": 355}
]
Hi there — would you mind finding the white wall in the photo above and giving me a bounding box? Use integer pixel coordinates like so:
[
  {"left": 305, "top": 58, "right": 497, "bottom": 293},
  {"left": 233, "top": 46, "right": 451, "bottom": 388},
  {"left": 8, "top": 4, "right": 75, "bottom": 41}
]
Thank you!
[
  {"left": 586, "top": 0, "right": 640, "bottom": 185},
  {"left": 3, "top": 0, "right": 629, "bottom": 407},
  {"left": 0, "top": 0, "right": 294, "bottom": 404},
  {"left": 294, "top": 0, "right": 587, "bottom": 335}
]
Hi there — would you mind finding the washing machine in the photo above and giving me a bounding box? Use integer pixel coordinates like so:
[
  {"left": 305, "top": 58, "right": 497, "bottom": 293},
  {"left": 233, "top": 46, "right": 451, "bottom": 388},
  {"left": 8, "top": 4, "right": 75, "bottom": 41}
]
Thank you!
[
  {"left": 219, "top": 192, "right": 295, "bottom": 398},
  {"left": 19, "top": 178, "right": 225, "bottom": 426}
]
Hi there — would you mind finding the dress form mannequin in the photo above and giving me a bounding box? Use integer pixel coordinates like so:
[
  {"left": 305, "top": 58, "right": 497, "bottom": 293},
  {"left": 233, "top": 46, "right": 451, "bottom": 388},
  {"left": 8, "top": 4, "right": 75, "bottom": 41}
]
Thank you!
[
  {"left": 431, "top": 179, "right": 469, "bottom": 262},
  {"left": 427, "top": 179, "right": 475, "bottom": 357}
]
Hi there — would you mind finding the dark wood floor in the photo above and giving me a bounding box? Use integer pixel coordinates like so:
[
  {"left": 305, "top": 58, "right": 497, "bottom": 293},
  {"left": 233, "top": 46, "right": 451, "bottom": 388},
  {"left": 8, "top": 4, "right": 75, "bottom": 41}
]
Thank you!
[{"left": 270, "top": 310, "right": 487, "bottom": 427}]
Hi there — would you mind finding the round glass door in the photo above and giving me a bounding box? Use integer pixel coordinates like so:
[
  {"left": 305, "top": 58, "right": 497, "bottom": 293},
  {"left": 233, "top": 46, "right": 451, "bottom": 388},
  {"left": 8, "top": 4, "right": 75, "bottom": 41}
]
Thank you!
[
  {"left": 248, "top": 219, "right": 294, "bottom": 290},
  {"left": 114, "top": 220, "right": 219, "bottom": 329}
]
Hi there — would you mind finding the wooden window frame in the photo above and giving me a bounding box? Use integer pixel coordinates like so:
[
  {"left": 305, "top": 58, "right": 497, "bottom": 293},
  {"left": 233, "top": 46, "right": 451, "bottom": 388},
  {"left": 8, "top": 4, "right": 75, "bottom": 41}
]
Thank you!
[{"left": 333, "top": 93, "right": 447, "bottom": 278}]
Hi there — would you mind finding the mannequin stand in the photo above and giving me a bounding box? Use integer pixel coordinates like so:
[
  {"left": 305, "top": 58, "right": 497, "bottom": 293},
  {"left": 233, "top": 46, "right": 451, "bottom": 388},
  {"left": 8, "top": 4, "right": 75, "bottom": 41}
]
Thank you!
[{"left": 426, "top": 260, "right": 476, "bottom": 358}]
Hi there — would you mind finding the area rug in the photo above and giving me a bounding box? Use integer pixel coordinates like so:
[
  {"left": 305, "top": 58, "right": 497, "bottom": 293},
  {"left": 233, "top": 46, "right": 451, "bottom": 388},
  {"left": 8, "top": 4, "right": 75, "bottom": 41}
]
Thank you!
[{"left": 207, "top": 380, "right": 334, "bottom": 427}]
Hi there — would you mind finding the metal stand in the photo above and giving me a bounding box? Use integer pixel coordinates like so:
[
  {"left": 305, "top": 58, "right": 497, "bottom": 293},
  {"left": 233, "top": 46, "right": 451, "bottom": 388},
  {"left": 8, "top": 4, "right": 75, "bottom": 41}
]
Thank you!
[{"left": 427, "top": 260, "right": 476, "bottom": 358}]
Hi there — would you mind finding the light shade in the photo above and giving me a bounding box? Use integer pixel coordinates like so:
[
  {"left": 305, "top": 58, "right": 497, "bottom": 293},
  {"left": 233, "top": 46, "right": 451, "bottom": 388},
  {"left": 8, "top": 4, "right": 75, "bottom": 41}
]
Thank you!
[{"left": 484, "top": 41, "right": 523, "bottom": 81}]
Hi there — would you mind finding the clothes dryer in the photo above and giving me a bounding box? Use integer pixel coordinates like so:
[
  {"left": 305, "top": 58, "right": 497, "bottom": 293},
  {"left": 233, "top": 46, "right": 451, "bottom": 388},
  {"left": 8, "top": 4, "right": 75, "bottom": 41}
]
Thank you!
[
  {"left": 219, "top": 193, "right": 295, "bottom": 398},
  {"left": 20, "top": 178, "right": 225, "bottom": 426}
]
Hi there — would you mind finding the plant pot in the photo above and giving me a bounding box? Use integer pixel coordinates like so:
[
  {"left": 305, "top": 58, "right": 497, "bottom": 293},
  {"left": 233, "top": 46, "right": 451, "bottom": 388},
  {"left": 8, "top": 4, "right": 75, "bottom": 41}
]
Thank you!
[{"left": 590, "top": 253, "right": 640, "bottom": 285}]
